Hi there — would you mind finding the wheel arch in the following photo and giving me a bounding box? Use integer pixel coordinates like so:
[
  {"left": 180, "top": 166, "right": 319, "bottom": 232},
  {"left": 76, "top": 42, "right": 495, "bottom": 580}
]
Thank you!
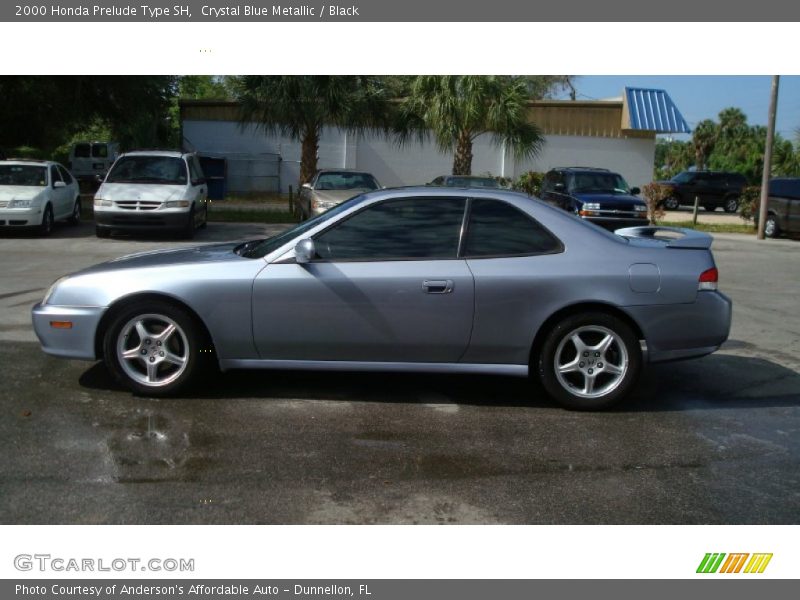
[
  {"left": 94, "top": 292, "right": 217, "bottom": 360},
  {"left": 528, "top": 302, "right": 646, "bottom": 367}
]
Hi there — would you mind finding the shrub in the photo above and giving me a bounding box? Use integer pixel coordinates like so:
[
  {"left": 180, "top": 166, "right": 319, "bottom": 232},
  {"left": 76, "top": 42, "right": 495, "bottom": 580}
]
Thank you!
[
  {"left": 640, "top": 182, "right": 669, "bottom": 224},
  {"left": 738, "top": 186, "right": 761, "bottom": 223},
  {"left": 513, "top": 171, "right": 546, "bottom": 196}
]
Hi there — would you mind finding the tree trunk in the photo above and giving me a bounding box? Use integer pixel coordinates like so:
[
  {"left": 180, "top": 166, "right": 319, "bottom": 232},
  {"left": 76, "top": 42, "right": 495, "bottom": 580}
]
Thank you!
[
  {"left": 452, "top": 131, "right": 473, "bottom": 175},
  {"left": 695, "top": 148, "right": 704, "bottom": 171},
  {"left": 300, "top": 127, "right": 320, "bottom": 186}
]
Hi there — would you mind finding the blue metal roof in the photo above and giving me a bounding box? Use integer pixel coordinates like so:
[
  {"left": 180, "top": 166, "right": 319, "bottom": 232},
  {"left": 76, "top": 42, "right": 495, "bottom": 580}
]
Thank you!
[{"left": 624, "top": 87, "right": 690, "bottom": 134}]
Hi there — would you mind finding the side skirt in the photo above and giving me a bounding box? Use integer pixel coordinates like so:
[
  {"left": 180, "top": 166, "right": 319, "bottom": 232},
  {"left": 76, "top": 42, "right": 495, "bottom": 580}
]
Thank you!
[{"left": 219, "top": 359, "right": 529, "bottom": 377}]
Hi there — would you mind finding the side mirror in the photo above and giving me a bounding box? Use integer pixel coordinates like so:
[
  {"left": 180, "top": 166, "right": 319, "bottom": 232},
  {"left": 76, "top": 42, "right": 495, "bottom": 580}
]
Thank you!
[
  {"left": 295, "top": 238, "right": 316, "bottom": 264},
  {"left": 53, "top": 181, "right": 66, "bottom": 188},
  {"left": 301, "top": 183, "right": 312, "bottom": 190},
  {"left": 630, "top": 186, "right": 641, "bottom": 195}
]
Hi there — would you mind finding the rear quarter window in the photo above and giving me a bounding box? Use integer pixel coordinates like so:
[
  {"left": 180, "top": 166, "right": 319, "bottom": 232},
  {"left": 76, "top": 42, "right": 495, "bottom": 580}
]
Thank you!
[{"left": 463, "top": 198, "right": 562, "bottom": 257}]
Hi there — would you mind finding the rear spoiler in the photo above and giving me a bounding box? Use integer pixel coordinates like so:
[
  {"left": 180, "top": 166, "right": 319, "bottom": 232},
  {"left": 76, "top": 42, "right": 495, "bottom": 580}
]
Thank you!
[{"left": 614, "top": 226, "right": 713, "bottom": 250}]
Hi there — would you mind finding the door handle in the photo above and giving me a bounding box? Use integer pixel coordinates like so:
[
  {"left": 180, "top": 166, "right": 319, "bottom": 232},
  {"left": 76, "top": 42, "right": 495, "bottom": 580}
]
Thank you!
[{"left": 422, "top": 279, "right": 454, "bottom": 294}]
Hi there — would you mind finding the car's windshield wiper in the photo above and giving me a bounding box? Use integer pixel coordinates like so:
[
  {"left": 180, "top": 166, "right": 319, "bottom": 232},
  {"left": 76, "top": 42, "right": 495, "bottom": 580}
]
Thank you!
[{"left": 234, "top": 238, "right": 266, "bottom": 258}]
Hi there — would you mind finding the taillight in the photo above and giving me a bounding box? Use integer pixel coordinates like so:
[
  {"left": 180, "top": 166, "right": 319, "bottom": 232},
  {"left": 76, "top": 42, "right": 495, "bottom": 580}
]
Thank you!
[{"left": 698, "top": 267, "right": 718, "bottom": 291}]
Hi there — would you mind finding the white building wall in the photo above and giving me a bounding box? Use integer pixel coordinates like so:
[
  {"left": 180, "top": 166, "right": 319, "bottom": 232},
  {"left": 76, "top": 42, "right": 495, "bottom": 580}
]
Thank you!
[{"left": 183, "top": 120, "right": 656, "bottom": 194}]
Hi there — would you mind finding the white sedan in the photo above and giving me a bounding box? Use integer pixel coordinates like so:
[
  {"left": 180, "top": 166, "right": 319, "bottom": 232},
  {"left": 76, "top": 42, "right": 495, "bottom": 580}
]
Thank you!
[{"left": 0, "top": 159, "right": 81, "bottom": 235}]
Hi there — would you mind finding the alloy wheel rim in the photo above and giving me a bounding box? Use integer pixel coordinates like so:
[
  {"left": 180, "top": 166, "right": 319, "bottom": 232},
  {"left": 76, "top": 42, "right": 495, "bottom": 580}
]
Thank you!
[
  {"left": 765, "top": 220, "right": 775, "bottom": 236},
  {"left": 116, "top": 313, "right": 189, "bottom": 387},
  {"left": 554, "top": 325, "right": 629, "bottom": 399}
]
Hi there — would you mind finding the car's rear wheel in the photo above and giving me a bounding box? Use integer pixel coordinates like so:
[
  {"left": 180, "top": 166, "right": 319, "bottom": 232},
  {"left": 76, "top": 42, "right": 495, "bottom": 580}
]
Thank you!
[
  {"left": 537, "top": 312, "right": 642, "bottom": 410},
  {"left": 723, "top": 196, "right": 739, "bottom": 213},
  {"left": 68, "top": 198, "right": 81, "bottom": 225},
  {"left": 183, "top": 207, "right": 196, "bottom": 239},
  {"left": 38, "top": 204, "right": 54, "bottom": 236},
  {"left": 103, "top": 301, "right": 204, "bottom": 396},
  {"left": 764, "top": 215, "right": 780, "bottom": 238},
  {"left": 663, "top": 196, "right": 679, "bottom": 211}
]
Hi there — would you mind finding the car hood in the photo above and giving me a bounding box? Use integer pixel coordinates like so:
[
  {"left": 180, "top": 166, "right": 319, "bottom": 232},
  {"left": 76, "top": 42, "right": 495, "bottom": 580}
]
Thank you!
[
  {"left": 98, "top": 182, "right": 186, "bottom": 201},
  {"left": 314, "top": 189, "right": 371, "bottom": 203},
  {"left": 79, "top": 242, "right": 246, "bottom": 274},
  {"left": 573, "top": 192, "right": 646, "bottom": 208},
  {"left": 0, "top": 186, "right": 45, "bottom": 201}
]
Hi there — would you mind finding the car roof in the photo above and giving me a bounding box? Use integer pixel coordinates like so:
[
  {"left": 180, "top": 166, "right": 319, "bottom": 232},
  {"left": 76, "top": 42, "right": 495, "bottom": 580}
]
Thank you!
[
  {"left": 553, "top": 167, "right": 611, "bottom": 172},
  {"left": 121, "top": 150, "right": 188, "bottom": 158},
  {"left": 316, "top": 169, "right": 375, "bottom": 175},
  {"left": 1, "top": 159, "right": 54, "bottom": 166}
]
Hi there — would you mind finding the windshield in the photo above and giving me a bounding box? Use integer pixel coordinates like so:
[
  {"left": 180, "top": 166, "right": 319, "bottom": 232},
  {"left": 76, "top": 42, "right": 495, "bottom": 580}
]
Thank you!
[
  {"left": 315, "top": 172, "right": 379, "bottom": 191},
  {"left": 106, "top": 156, "right": 188, "bottom": 184},
  {"left": 446, "top": 177, "right": 499, "bottom": 188},
  {"left": 670, "top": 171, "right": 693, "bottom": 184},
  {"left": 239, "top": 194, "right": 367, "bottom": 259},
  {"left": 0, "top": 165, "right": 47, "bottom": 187},
  {"left": 571, "top": 172, "right": 631, "bottom": 194}
]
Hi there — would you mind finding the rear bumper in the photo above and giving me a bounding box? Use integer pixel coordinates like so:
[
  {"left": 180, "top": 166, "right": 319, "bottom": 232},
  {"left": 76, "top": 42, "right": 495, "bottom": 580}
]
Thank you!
[
  {"left": 625, "top": 291, "right": 732, "bottom": 363},
  {"left": 95, "top": 211, "right": 190, "bottom": 231},
  {"left": 31, "top": 302, "right": 106, "bottom": 361}
]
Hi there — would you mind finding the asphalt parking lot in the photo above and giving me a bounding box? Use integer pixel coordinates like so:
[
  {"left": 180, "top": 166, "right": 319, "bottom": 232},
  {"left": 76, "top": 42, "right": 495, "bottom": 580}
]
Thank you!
[{"left": 0, "top": 221, "right": 798, "bottom": 524}]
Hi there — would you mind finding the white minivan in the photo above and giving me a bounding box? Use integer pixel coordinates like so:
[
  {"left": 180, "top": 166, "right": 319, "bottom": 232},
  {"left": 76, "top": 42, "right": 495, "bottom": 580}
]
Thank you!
[{"left": 93, "top": 151, "right": 208, "bottom": 238}]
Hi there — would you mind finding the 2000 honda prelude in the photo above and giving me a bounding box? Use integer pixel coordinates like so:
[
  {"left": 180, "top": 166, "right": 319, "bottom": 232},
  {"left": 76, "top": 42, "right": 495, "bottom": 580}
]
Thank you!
[{"left": 32, "top": 188, "right": 732, "bottom": 409}]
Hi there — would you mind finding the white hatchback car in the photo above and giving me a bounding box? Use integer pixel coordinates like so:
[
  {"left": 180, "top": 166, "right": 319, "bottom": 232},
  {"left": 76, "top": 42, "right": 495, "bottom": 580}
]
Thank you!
[
  {"left": 93, "top": 150, "right": 208, "bottom": 239},
  {"left": 0, "top": 160, "right": 82, "bottom": 235}
]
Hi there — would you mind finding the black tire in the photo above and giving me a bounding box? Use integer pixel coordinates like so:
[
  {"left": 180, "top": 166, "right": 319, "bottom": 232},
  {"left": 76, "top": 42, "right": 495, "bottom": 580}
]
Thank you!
[
  {"left": 663, "top": 196, "right": 680, "bottom": 211},
  {"left": 199, "top": 202, "right": 208, "bottom": 229},
  {"left": 182, "top": 207, "right": 196, "bottom": 240},
  {"left": 96, "top": 225, "right": 111, "bottom": 238},
  {"left": 723, "top": 196, "right": 739, "bottom": 213},
  {"left": 536, "top": 312, "right": 642, "bottom": 410},
  {"left": 39, "top": 204, "right": 54, "bottom": 236},
  {"left": 764, "top": 215, "right": 780, "bottom": 239},
  {"left": 67, "top": 198, "right": 81, "bottom": 225},
  {"left": 102, "top": 300, "right": 208, "bottom": 396}
]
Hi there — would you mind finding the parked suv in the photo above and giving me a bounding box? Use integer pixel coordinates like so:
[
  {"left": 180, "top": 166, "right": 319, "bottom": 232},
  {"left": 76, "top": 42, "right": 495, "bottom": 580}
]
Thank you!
[
  {"left": 763, "top": 178, "right": 800, "bottom": 238},
  {"left": 658, "top": 171, "right": 747, "bottom": 213},
  {"left": 539, "top": 167, "right": 649, "bottom": 230},
  {"left": 93, "top": 150, "right": 208, "bottom": 239}
]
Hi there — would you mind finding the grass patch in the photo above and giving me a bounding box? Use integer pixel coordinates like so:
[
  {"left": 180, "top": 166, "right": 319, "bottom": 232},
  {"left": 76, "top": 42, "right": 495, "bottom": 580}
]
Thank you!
[
  {"left": 660, "top": 221, "right": 756, "bottom": 235},
  {"left": 209, "top": 209, "right": 299, "bottom": 224}
]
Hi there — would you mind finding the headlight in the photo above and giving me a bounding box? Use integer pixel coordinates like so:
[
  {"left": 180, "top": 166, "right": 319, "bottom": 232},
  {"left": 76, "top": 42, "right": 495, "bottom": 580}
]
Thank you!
[
  {"left": 634, "top": 204, "right": 648, "bottom": 212},
  {"left": 94, "top": 198, "right": 112, "bottom": 207},
  {"left": 43, "top": 276, "right": 68, "bottom": 305},
  {"left": 8, "top": 199, "right": 34, "bottom": 208},
  {"left": 165, "top": 200, "right": 190, "bottom": 208}
]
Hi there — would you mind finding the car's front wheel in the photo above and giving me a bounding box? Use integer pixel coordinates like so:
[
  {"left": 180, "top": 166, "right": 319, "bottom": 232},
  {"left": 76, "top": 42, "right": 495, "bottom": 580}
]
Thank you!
[
  {"left": 103, "top": 301, "right": 205, "bottom": 396},
  {"left": 537, "top": 312, "right": 642, "bottom": 410},
  {"left": 723, "top": 196, "right": 739, "bottom": 213},
  {"left": 68, "top": 198, "right": 81, "bottom": 225},
  {"left": 39, "top": 204, "right": 54, "bottom": 236}
]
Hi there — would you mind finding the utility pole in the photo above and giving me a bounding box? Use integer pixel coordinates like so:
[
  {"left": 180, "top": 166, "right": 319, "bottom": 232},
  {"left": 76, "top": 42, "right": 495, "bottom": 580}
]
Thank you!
[{"left": 757, "top": 76, "right": 780, "bottom": 240}]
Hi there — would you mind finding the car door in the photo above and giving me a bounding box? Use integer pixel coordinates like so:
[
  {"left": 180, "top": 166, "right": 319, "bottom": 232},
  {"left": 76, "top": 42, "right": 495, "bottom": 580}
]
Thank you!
[
  {"left": 252, "top": 196, "right": 475, "bottom": 363},
  {"left": 786, "top": 180, "right": 800, "bottom": 233},
  {"left": 48, "top": 165, "right": 69, "bottom": 218},
  {"left": 188, "top": 155, "right": 208, "bottom": 217},
  {"left": 56, "top": 165, "right": 77, "bottom": 215}
]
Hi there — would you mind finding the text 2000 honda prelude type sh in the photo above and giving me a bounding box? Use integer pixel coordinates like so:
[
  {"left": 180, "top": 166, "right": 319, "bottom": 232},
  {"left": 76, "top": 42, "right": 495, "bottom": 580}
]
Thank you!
[{"left": 33, "top": 188, "right": 731, "bottom": 409}]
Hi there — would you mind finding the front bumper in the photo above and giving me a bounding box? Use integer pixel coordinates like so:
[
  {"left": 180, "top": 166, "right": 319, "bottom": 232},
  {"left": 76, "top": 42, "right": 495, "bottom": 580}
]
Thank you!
[
  {"left": 0, "top": 207, "right": 41, "bottom": 227},
  {"left": 94, "top": 210, "right": 191, "bottom": 231},
  {"left": 583, "top": 215, "right": 650, "bottom": 230},
  {"left": 625, "top": 291, "right": 733, "bottom": 363},
  {"left": 31, "top": 302, "right": 107, "bottom": 361}
]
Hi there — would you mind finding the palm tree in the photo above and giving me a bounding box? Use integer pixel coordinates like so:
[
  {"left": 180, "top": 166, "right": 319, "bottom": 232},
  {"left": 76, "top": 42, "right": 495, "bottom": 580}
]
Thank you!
[
  {"left": 395, "top": 76, "right": 544, "bottom": 176},
  {"left": 234, "top": 76, "right": 391, "bottom": 185},
  {"left": 692, "top": 119, "right": 718, "bottom": 170}
]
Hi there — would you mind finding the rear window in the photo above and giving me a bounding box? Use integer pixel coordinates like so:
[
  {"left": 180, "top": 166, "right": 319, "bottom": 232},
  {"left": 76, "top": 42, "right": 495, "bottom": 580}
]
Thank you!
[
  {"left": 315, "top": 172, "right": 379, "bottom": 191},
  {"left": 73, "top": 143, "right": 91, "bottom": 158},
  {"left": 106, "top": 156, "right": 188, "bottom": 185},
  {"left": 91, "top": 144, "right": 108, "bottom": 158},
  {"left": 770, "top": 179, "right": 800, "bottom": 199}
]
